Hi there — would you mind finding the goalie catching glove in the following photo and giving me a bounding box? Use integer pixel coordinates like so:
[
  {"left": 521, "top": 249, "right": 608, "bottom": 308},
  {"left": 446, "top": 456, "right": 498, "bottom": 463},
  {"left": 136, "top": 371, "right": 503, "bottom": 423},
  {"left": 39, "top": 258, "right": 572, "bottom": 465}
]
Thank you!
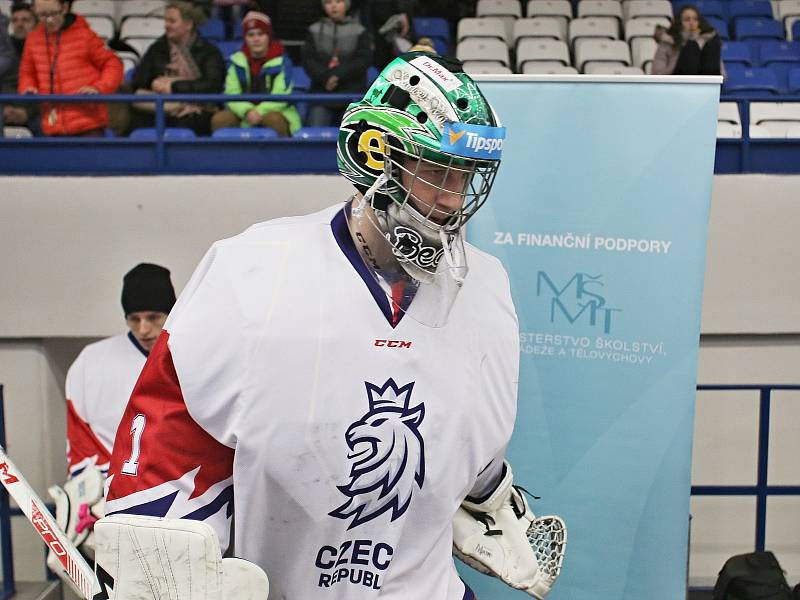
[
  {"left": 93, "top": 514, "right": 269, "bottom": 599},
  {"left": 453, "top": 461, "right": 566, "bottom": 599}
]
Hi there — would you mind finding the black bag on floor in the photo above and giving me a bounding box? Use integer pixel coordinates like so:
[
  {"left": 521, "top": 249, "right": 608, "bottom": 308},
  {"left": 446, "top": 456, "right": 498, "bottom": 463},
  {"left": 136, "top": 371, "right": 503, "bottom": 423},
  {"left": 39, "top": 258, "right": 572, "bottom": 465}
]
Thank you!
[{"left": 713, "top": 551, "right": 793, "bottom": 600}]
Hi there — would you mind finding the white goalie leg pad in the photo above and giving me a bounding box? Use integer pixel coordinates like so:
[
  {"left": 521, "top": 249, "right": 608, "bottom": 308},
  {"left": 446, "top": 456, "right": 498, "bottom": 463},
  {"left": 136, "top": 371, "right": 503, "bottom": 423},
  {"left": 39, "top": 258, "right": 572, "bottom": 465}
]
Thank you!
[
  {"left": 94, "top": 514, "right": 269, "bottom": 600},
  {"left": 453, "top": 461, "right": 567, "bottom": 599}
]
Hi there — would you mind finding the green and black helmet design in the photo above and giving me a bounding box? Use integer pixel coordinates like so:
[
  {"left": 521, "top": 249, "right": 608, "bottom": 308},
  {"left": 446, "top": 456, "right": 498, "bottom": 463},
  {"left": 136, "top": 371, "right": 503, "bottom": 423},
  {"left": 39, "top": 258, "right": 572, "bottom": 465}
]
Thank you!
[{"left": 337, "top": 52, "right": 505, "bottom": 233}]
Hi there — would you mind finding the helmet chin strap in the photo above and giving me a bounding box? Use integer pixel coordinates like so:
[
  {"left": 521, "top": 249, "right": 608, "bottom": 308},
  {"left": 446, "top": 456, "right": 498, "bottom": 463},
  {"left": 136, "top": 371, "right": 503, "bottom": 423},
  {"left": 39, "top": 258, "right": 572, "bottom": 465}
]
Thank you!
[{"left": 439, "top": 227, "right": 466, "bottom": 287}]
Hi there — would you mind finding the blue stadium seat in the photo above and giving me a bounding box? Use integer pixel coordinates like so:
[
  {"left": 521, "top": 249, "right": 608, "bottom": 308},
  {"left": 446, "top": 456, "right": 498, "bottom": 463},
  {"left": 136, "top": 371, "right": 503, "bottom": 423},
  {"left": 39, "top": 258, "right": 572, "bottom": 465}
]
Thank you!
[
  {"left": 729, "top": 1, "right": 773, "bottom": 21},
  {"left": 743, "top": 39, "right": 763, "bottom": 64},
  {"left": 199, "top": 18, "right": 225, "bottom": 41},
  {"left": 366, "top": 66, "right": 379, "bottom": 87},
  {"left": 788, "top": 67, "right": 800, "bottom": 93},
  {"left": 722, "top": 41, "right": 754, "bottom": 66},
  {"left": 211, "top": 127, "right": 279, "bottom": 139},
  {"left": 129, "top": 128, "right": 197, "bottom": 139},
  {"left": 735, "top": 18, "right": 784, "bottom": 41},
  {"left": 794, "top": 21, "right": 800, "bottom": 42},
  {"left": 691, "top": 0, "right": 727, "bottom": 20},
  {"left": 758, "top": 40, "right": 800, "bottom": 65},
  {"left": 293, "top": 126, "right": 339, "bottom": 140},
  {"left": 292, "top": 66, "right": 311, "bottom": 91},
  {"left": 707, "top": 16, "right": 729, "bottom": 40},
  {"left": 767, "top": 62, "right": 796, "bottom": 92},
  {"left": 723, "top": 64, "right": 781, "bottom": 94},
  {"left": 413, "top": 17, "right": 451, "bottom": 42},
  {"left": 216, "top": 40, "right": 242, "bottom": 61}
]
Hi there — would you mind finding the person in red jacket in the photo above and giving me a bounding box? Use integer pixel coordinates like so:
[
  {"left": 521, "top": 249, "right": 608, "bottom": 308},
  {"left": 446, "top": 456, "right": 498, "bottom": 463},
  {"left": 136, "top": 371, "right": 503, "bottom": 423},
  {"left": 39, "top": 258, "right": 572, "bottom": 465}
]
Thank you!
[{"left": 18, "top": 0, "right": 122, "bottom": 136}]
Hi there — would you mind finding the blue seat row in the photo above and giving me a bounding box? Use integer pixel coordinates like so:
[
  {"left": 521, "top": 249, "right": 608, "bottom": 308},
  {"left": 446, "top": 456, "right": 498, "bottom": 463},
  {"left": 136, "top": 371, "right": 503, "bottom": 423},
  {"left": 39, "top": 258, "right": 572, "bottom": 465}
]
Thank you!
[
  {"left": 128, "top": 126, "right": 341, "bottom": 140},
  {"left": 723, "top": 63, "right": 800, "bottom": 95},
  {"left": 723, "top": 40, "right": 800, "bottom": 66}
]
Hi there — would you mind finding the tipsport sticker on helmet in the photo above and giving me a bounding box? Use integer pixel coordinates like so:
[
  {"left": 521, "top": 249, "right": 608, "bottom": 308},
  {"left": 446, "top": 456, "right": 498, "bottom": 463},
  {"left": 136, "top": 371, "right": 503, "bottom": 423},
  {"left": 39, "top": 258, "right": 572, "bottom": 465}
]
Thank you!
[{"left": 440, "top": 122, "right": 506, "bottom": 160}]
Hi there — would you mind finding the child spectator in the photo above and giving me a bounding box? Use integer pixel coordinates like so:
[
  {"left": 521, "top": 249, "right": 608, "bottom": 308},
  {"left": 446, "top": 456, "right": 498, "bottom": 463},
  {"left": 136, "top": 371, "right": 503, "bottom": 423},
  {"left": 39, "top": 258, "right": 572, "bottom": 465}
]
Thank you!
[
  {"left": 17, "top": 0, "right": 122, "bottom": 136},
  {"left": 211, "top": 11, "right": 300, "bottom": 136},
  {"left": 301, "top": 0, "right": 371, "bottom": 127},
  {"left": 652, "top": 5, "right": 722, "bottom": 76},
  {"left": 128, "top": 1, "right": 225, "bottom": 136}
]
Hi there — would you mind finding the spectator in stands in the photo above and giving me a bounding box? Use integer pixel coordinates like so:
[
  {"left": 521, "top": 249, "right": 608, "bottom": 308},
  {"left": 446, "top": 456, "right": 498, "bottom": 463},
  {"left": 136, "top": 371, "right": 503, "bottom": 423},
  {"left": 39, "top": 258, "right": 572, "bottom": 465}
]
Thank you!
[
  {"left": 356, "top": 0, "right": 417, "bottom": 69},
  {"left": 0, "top": 13, "right": 16, "bottom": 84},
  {"left": 211, "top": 10, "right": 300, "bottom": 136},
  {"left": 17, "top": 0, "right": 122, "bottom": 136},
  {"left": 301, "top": 0, "right": 371, "bottom": 127},
  {"left": 2, "top": 3, "right": 40, "bottom": 133},
  {"left": 652, "top": 5, "right": 722, "bottom": 76},
  {"left": 10, "top": 2, "right": 37, "bottom": 55},
  {"left": 128, "top": 1, "right": 225, "bottom": 136}
]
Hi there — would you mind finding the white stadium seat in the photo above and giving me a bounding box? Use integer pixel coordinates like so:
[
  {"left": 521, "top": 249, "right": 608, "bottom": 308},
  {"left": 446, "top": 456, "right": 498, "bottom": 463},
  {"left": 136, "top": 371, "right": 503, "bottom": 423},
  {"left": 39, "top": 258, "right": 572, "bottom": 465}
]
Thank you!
[
  {"left": 462, "top": 61, "right": 514, "bottom": 74},
  {"left": 749, "top": 103, "right": 800, "bottom": 137},
  {"left": 120, "top": 16, "right": 164, "bottom": 39},
  {"left": 777, "top": 0, "right": 800, "bottom": 22},
  {"left": 123, "top": 37, "right": 158, "bottom": 58},
  {"left": 476, "top": 0, "right": 522, "bottom": 42},
  {"left": 456, "top": 38, "right": 510, "bottom": 66},
  {"left": 718, "top": 102, "right": 742, "bottom": 126},
  {"left": 2, "top": 126, "right": 33, "bottom": 138},
  {"left": 631, "top": 37, "right": 657, "bottom": 71},
  {"left": 787, "top": 124, "right": 800, "bottom": 137},
  {"left": 527, "top": 0, "right": 572, "bottom": 19},
  {"left": 716, "top": 122, "right": 742, "bottom": 138},
  {"left": 457, "top": 17, "right": 508, "bottom": 43},
  {"left": 86, "top": 15, "right": 115, "bottom": 40},
  {"left": 624, "top": 0, "right": 673, "bottom": 21},
  {"left": 522, "top": 63, "right": 578, "bottom": 73},
  {"left": 516, "top": 38, "right": 571, "bottom": 70},
  {"left": 569, "top": 17, "right": 620, "bottom": 48},
  {"left": 575, "top": 38, "right": 631, "bottom": 71},
  {"left": 118, "top": 0, "right": 166, "bottom": 21},
  {"left": 71, "top": 0, "right": 116, "bottom": 20},
  {"left": 116, "top": 51, "right": 140, "bottom": 73},
  {"left": 0, "top": 0, "right": 11, "bottom": 16},
  {"left": 513, "top": 17, "right": 566, "bottom": 47},
  {"left": 584, "top": 63, "right": 644, "bottom": 74},
  {"left": 577, "top": 0, "right": 624, "bottom": 21},
  {"left": 624, "top": 17, "right": 670, "bottom": 41}
]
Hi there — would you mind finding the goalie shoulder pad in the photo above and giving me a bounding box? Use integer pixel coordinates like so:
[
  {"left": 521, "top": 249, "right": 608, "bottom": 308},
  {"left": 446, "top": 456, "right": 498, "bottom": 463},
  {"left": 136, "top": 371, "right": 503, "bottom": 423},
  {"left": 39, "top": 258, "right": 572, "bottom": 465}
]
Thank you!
[
  {"left": 94, "top": 514, "right": 269, "bottom": 600},
  {"left": 453, "top": 461, "right": 567, "bottom": 599}
]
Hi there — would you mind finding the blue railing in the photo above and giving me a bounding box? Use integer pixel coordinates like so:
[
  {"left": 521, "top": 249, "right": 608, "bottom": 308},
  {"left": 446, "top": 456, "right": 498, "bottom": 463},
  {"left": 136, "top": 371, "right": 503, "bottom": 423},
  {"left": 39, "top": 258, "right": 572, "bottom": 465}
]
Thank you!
[
  {"left": 692, "top": 384, "right": 800, "bottom": 553},
  {"left": 1, "top": 92, "right": 800, "bottom": 175},
  {"left": 716, "top": 95, "right": 800, "bottom": 174}
]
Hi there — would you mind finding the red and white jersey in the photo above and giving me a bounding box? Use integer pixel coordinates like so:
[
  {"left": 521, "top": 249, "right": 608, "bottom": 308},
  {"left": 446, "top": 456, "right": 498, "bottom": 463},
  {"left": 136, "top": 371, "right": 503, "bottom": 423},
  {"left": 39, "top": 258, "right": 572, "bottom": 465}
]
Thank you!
[
  {"left": 66, "top": 333, "right": 148, "bottom": 478},
  {"left": 106, "top": 205, "right": 519, "bottom": 600}
]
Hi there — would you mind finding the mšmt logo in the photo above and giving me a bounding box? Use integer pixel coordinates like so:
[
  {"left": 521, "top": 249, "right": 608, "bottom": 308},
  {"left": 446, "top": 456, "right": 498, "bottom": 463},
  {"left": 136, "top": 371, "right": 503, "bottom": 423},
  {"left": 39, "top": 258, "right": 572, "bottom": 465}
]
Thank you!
[{"left": 329, "top": 379, "right": 425, "bottom": 530}]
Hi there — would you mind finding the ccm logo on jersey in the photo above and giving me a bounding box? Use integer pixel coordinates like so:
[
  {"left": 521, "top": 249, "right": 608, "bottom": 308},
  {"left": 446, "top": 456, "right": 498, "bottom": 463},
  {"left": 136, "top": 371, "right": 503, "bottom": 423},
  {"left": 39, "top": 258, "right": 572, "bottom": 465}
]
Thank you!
[
  {"left": 0, "top": 462, "right": 19, "bottom": 485},
  {"left": 374, "top": 339, "right": 412, "bottom": 348}
]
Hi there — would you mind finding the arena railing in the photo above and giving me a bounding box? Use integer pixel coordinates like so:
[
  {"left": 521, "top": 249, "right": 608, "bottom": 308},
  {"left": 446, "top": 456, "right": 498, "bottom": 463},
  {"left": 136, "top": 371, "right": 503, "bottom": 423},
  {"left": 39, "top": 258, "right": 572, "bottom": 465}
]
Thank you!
[{"left": 1, "top": 92, "right": 800, "bottom": 175}]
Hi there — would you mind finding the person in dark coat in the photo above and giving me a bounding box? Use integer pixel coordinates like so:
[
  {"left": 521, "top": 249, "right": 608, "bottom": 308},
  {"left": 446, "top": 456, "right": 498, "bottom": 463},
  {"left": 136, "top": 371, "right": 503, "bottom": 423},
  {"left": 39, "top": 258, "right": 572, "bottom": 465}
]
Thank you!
[
  {"left": 128, "top": 0, "right": 225, "bottom": 135},
  {"left": 301, "top": 0, "right": 371, "bottom": 127}
]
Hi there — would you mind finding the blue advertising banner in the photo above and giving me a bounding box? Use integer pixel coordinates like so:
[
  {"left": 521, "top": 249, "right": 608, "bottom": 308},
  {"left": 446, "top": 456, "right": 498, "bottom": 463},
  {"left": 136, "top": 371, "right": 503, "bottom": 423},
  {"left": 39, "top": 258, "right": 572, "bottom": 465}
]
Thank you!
[{"left": 461, "top": 76, "right": 720, "bottom": 600}]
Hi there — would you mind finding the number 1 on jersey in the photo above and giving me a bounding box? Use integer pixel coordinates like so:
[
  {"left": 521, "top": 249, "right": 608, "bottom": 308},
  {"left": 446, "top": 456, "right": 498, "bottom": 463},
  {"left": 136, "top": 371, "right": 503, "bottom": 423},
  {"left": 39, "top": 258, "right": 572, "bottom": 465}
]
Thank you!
[{"left": 121, "top": 414, "right": 146, "bottom": 476}]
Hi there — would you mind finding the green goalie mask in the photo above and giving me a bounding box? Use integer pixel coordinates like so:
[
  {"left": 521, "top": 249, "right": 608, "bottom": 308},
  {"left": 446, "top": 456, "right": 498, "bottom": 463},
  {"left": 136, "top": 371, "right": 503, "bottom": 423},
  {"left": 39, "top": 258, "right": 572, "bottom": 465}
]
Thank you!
[{"left": 337, "top": 53, "right": 505, "bottom": 291}]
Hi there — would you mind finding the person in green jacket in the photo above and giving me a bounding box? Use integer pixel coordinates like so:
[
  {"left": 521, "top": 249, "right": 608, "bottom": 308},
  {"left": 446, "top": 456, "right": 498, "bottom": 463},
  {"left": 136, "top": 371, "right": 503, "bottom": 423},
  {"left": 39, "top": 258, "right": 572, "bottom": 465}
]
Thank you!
[{"left": 211, "top": 11, "right": 300, "bottom": 136}]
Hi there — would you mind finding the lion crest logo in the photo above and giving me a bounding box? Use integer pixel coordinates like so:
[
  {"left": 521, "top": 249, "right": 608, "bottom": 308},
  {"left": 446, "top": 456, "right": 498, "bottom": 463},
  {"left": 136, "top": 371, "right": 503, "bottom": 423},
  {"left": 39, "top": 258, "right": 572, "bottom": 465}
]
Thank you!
[{"left": 329, "top": 379, "right": 425, "bottom": 530}]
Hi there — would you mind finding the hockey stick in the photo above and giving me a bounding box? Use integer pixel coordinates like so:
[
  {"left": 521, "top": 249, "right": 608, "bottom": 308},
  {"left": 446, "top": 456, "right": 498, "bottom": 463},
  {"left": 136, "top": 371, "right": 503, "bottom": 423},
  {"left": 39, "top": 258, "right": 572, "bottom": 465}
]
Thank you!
[{"left": 0, "top": 446, "right": 99, "bottom": 599}]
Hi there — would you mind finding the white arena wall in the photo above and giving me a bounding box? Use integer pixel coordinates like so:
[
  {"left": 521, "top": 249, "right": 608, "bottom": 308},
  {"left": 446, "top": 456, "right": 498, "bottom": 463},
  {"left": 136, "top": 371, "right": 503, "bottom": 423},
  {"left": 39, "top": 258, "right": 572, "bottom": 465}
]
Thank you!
[{"left": 0, "top": 174, "right": 797, "bottom": 587}]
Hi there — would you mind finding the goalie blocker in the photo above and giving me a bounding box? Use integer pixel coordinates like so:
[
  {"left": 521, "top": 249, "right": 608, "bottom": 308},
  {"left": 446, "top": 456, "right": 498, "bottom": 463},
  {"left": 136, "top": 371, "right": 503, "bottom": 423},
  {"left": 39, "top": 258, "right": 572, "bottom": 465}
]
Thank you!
[
  {"left": 93, "top": 515, "right": 269, "bottom": 600},
  {"left": 453, "top": 461, "right": 566, "bottom": 599}
]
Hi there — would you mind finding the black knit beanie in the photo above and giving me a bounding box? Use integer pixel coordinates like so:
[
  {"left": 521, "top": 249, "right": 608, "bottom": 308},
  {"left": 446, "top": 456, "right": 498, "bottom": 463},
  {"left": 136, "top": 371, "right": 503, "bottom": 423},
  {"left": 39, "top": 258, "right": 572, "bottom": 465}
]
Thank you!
[{"left": 121, "top": 263, "right": 176, "bottom": 316}]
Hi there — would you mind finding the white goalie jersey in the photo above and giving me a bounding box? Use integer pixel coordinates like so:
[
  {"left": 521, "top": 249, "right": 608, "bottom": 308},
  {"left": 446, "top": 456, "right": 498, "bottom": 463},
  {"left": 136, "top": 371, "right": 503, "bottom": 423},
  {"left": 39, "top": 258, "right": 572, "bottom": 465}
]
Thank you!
[{"left": 105, "top": 204, "right": 520, "bottom": 600}]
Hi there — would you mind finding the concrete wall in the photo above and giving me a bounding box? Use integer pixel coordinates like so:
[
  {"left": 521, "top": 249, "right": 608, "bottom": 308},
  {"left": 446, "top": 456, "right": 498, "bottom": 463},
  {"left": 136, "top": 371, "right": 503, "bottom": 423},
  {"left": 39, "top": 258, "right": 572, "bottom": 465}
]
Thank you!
[{"left": 0, "top": 174, "right": 797, "bottom": 587}]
